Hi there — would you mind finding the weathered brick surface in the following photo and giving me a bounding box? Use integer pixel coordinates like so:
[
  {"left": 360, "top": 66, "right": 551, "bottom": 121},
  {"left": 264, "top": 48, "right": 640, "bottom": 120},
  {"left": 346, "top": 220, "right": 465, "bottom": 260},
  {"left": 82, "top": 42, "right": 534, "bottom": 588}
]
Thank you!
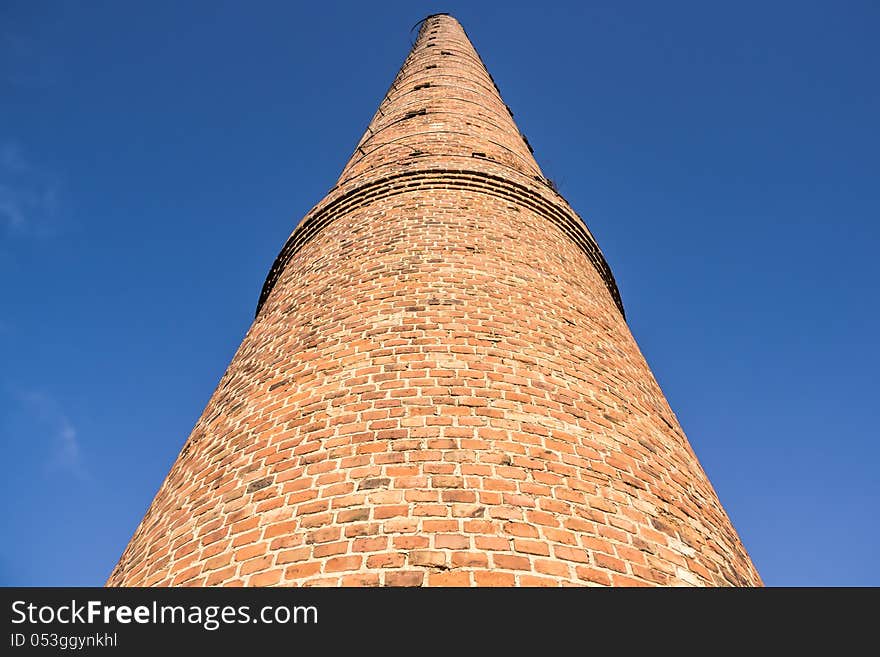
[{"left": 107, "top": 14, "right": 761, "bottom": 587}]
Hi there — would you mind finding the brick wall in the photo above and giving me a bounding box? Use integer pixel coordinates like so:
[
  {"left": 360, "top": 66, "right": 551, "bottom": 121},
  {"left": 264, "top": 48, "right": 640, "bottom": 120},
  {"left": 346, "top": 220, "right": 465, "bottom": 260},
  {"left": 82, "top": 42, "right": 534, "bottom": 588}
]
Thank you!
[{"left": 107, "top": 14, "right": 761, "bottom": 587}]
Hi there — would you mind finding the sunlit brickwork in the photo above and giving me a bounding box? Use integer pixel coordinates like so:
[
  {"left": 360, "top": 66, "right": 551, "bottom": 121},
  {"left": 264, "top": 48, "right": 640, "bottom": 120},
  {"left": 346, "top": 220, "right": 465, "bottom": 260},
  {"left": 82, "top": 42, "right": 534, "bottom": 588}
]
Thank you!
[{"left": 108, "top": 14, "right": 761, "bottom": 587}]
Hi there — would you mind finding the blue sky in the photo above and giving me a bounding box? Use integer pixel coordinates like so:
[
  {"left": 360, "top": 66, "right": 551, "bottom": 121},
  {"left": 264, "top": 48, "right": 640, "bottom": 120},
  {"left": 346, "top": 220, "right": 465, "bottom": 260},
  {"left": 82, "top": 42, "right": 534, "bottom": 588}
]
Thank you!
[{"left": 1, "top": 0, "right": 877, "bottom": 587}]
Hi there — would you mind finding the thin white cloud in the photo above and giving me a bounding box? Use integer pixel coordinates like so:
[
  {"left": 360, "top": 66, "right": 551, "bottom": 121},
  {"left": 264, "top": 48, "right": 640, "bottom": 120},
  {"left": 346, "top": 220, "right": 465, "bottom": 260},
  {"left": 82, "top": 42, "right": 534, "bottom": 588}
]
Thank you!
[
  {"left": 13, "top": 389, "right": 88, "bottom": 481},
  {"left": 52, "top": 416, "right": 85, "bottom": 479},
  {"left": 0, "top": 141, "right": 63, "bottom": 236},
  {"left": 0, "top": 185, "right": 27, "bottom": 229}
]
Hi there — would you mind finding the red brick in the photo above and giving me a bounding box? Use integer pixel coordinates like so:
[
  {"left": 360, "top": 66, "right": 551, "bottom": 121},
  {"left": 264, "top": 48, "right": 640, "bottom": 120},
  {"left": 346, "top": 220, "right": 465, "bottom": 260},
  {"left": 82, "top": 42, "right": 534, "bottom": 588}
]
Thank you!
[
  {"left": 576, "top": 567, "right": 612, "bottom": 586},
  {"left": 366, "top": 553, "right": 405, "bottom": 569},
  {"left": 263, "top": 520, "right": 297, "bottom": 539},
  {"left": 493, "top": 554, "right": 531, "bottom": 571},
  {"left": 409, "top": 551, "right": 447, "bottom": 568},
  {"left": 474, "top": 571, "right": 516, "bottom": 587},
  {"left": 250, "top": 569, "right": 282, "bottom": 586},
  {"left": 239, "top": 555, "right": 273, "bottom": 576},
  {"left": 205, "top": 565, "right": 237, "bottom": 586},
  {"left": 234, "top": 544, "right": 266, "bottom": 562},
  {"left": 475, "top": 536, "right": 509, "bottom": 551},
  {"left": 325, "top": 556, "right": 363, "bottom": 572},
  {"left": 393, "top": 536, "right": 429, "bottom": 549},
  {"left": 513, "top": 539, "right": 550, "bottom": 556},
  {"left": 553, "top": 545, "right": 590, "bottom": 564},
  {"left": 352, "top": 536, "right": 388, "bottom": 552},
  {"left": 612, "top": 573, "right": 651, "bottom": 587},
  {"left": 373, "top": 505, "right": 408, "bottom": 519},
  {"left": 341, "top": 573, "right": 381, "bottom": 587},
  {"left": 285, "top": 563, "right": 321, "bottom": 581},
  {"left": 384, "top": 571, "right": 424, "bottom": 587},
  {"left": 595, "top": 553, "right": 627, "bottom": 574},
  {"left": 451, "top": 552, "right": 489, "bottom": 568},
  {"left": 535, "top": 559, "right": 570, "bottom": 578},
  {"left": 434, "top": 534, "right": 469, "bottom": 549},
  {"left": 276, "top": 547, "right": 311, "bottom": 565},
  {"left": 429, "top": 571, "right": 471, "bottom": 587},
  {"left": 504, "top": 522, "right": 539, "bottom": 538},
  {"left": 520, "top": 575, "right": 559, "bottom": 587},
  {"left": 106, "top": 14, "right": 762, "bottom": 592},
  {"left": 312, "top": 541, "right": 348, "bottom": 558}
]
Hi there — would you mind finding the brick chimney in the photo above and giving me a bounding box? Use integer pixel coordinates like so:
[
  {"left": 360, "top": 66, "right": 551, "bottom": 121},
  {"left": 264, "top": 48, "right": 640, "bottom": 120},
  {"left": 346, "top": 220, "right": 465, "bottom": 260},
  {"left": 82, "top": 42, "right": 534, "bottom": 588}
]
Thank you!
[{"left": 108, "top": 14, "right": 761, "bottom": 587}]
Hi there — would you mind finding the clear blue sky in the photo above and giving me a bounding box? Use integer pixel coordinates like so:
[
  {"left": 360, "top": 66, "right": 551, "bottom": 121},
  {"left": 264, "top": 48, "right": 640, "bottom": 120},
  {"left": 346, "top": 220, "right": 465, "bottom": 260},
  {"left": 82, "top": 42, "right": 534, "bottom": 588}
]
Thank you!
[{"left": 1, "top": 0, "right": 877, "bottom": 587}]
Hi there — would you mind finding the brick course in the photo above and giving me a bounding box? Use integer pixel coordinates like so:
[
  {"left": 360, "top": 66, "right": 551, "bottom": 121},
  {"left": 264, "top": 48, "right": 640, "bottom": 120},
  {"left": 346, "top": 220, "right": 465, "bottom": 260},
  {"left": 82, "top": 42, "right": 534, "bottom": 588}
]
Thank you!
[{"left": 107, "top": 14, "right": 761, "bottom": 587}]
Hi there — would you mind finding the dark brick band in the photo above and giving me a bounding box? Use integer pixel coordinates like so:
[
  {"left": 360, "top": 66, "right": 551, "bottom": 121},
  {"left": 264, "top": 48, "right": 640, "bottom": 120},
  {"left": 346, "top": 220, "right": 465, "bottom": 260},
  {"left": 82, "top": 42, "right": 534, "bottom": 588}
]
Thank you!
[{"left": 257, "top": 169, "right": 625, "bottom": 319}]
